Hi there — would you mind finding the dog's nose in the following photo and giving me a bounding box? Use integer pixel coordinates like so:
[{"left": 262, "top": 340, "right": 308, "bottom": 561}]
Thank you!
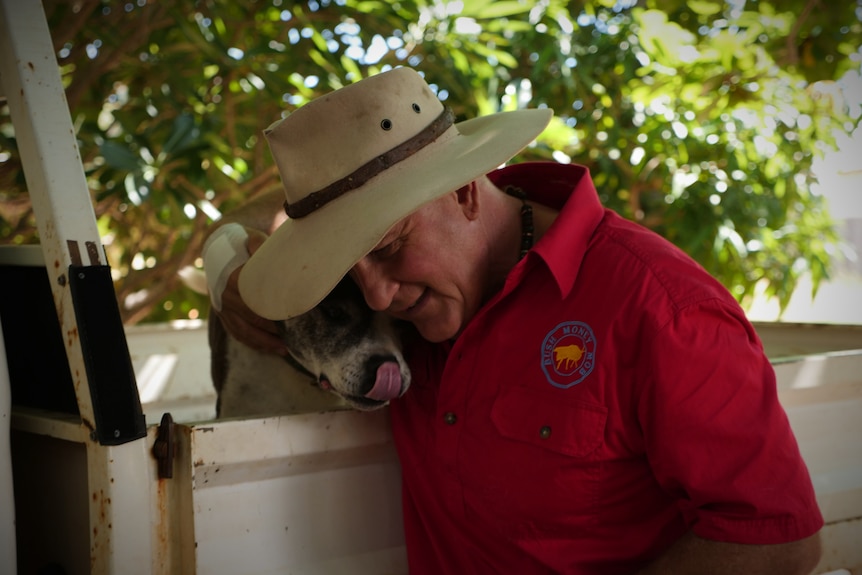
[{"left": 363, "top": 355, "right": 403, "bottom": 401}]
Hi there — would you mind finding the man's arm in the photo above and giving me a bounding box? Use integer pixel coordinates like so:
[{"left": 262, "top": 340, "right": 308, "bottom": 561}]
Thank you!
[
  {"left": 637, "top": 531, "right": 821, "bottom": 575},
  {"left": 636, "top": 300, "right": 824, "bottom": 575},
  {"left": 203, "top": 189, "right": 290, "bottom": 355}
]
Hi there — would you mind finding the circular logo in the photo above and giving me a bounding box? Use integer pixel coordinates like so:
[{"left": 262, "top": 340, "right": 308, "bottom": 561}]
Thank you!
[{"left": 541, "top": 321, "right": 597, "bottom": 389}]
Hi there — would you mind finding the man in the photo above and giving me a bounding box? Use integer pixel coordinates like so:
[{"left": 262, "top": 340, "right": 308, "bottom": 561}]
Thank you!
[{"left": 204, "top": 67, "right": 823, "bottom": 574}]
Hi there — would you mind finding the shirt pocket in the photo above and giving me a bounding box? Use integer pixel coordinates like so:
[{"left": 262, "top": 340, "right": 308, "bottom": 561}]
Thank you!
[
  {"left": 465, "top": 384, "right": 609, "bottom": 540},
  {"left": 491, "top": 384, "right": 607, "bottom": 458}
]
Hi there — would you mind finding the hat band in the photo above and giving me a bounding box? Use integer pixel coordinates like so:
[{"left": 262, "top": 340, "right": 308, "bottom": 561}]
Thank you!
[{"left": 284, "top": 107, "right": 455, "bottom": 218}]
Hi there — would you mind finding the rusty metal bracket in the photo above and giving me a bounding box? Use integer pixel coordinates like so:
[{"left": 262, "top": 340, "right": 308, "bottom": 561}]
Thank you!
[{"left": 152, "top": 413, "right": 175, "bottom": 479}]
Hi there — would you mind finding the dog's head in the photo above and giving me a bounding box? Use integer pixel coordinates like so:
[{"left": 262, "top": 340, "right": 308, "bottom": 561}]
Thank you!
[{"left": 278, "top": 279, "right": 410, "bottom": 410}]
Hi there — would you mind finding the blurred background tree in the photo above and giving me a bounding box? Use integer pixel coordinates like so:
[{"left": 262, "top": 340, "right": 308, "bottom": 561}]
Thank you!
[{"left": 1, "top": 0, "right": 859, "bottom": 324}]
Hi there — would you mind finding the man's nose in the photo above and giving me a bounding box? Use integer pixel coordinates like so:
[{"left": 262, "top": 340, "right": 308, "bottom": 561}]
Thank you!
[{"left": 351, "top": 259, "right": 398, "bottom": 312}]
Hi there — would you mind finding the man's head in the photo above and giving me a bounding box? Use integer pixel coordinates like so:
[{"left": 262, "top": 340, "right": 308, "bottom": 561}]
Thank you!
[
  {"left": 239, "top": 67, "right": 552, "bottom": 321},
  {"left": 349, "top": 179, "right": 493, "bottom": 342}
]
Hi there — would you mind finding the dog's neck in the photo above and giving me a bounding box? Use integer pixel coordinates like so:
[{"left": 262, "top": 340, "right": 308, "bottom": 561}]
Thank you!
[{"left": 281, "top": 352, "right": 313, "bottom": 378}]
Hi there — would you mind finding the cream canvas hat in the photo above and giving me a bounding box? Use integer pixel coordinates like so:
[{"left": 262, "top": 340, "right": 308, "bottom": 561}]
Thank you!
[{"left": 239, "top": 67, "right": 552, "bottom": 319}]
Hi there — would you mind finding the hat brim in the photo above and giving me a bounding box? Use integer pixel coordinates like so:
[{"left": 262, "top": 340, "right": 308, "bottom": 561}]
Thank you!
[{"left": 239, "top": 107, "right": 553, "bottom": 319}]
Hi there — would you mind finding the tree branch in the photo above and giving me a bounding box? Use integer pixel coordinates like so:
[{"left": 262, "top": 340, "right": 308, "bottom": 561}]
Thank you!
[{"left": 785, "top": 0, "right": 819, "bottom": 66}]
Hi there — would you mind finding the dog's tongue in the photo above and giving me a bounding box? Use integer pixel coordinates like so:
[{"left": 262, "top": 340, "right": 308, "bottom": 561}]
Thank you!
[{"left": 365, "top": 362, "right": 403, "bottom": 401}]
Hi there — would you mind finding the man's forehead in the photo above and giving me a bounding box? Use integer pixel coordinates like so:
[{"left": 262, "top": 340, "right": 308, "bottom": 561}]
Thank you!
[{"left": 374, "top": 189, "right": 452, "bottom": 248}]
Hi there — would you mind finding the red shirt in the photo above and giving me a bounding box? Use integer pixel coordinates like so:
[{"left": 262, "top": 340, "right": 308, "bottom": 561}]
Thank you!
[{"left": 390, "top": 162, "right": 823, "bottom": 574}]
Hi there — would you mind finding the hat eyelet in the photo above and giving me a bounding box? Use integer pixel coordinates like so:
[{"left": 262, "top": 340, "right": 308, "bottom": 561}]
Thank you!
[
  {"left": 381, "top": 119, "right": 393, "bottom": 131},
  {"left": 412, "top": 103, "right": 421, "bottom": 113}
]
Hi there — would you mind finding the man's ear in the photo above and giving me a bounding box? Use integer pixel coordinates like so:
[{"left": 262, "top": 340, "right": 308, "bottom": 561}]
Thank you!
[{"left": 455, "top": 180, "right": 481, "bottom": 221}]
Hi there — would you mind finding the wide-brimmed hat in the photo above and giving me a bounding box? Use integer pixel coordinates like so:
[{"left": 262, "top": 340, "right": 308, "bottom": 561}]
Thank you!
[{"left": 238, "top": 67, "right": 552, "bottom": 319}]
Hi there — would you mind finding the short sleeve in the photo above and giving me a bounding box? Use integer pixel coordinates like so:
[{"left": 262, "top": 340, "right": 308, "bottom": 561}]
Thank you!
[{"left": 638, "top": 298, "right": 823, "bottom": 544}]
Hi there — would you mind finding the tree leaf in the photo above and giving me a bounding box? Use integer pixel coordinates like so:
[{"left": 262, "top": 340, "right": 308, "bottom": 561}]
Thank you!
[
  {"left": 473, "top": 1, "right": 534, "bottom": 19},
  {"left": 100, "top": 141, "right": 141, "bottom": 172}
]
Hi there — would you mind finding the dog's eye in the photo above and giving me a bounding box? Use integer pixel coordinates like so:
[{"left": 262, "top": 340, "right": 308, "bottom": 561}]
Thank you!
[{"left": 319, "top": 302, "right": 351, "bottom": 325}]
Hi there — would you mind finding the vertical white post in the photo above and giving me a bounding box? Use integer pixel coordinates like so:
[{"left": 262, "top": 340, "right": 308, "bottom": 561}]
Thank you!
[
  {"left": 0, "top": 1, "right": 154, "bottom": 573},
  {"left": 0, "top": 317, "right": 16, "bottom": 575},
  {"left": 0, "top": 0, "right": 101, "bottom": 432}
]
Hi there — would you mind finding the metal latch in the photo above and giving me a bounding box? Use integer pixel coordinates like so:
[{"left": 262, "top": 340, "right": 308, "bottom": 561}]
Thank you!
[{"left": 152, "top": 412, "right": 175, "bottom": 479}]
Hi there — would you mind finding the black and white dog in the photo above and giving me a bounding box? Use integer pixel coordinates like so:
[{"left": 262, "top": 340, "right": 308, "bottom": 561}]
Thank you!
[{"left": 207, "top": 278, "right": 411, "bottom": 419}]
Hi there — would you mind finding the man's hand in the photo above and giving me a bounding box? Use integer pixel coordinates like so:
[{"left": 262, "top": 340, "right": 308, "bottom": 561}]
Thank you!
[{"left": 212, "top": 228, "right": 289, "bottom": 356}]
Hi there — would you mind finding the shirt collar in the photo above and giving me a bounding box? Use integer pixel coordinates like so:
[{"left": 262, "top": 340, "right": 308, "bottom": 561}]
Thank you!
[{"left": 488, "top": 162, "right": 605, "bottom": 298}]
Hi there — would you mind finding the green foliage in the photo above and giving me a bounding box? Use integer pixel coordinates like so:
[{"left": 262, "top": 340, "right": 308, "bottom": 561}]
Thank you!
[{"left": 0, "top": 0, "right": 859, "bottom": 322}]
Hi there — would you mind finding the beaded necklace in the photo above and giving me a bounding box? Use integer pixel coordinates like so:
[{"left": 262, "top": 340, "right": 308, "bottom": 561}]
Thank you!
[{"left": 504, "top": 186, "right": 534, "bottom": 259}]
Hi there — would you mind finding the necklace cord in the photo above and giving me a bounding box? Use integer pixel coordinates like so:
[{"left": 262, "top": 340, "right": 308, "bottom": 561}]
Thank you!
[{"left": 504, "top": 186, "right": 534, "bottom": 259}]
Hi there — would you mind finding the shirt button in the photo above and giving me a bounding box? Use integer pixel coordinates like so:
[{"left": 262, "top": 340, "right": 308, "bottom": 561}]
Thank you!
[
  {"left": 539, "top": 426, "right": 552, "bottom": 439},
  {"left": 443, "top": 412, "right": 458, "bottom": 425}
]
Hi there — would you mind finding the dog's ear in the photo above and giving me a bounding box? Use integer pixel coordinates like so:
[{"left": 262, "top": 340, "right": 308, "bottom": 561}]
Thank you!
[
  {"left": 208, "top": 314, "right": 229, "bottom": 416},
  {"left": 246, "top": 228, "right": 269, "bottom": 255}
]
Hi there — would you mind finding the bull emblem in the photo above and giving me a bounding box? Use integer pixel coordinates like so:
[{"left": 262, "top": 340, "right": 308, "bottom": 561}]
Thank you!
[{"left": 554, "top": 344, "right": 584, "bottom": 371}]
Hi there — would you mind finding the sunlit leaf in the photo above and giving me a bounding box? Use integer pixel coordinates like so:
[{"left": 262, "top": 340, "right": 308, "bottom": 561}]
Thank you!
[
  {"left": 687, "top": 0, "right": 722, "bottom": 17},
  {"left": 473, "top": 1, "right": 534, "bottom": 19}
]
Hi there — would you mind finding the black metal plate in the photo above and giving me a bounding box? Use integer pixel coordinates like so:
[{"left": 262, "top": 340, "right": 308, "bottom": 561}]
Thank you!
[{"left": 69, "top": 264, "right": 146, "bottom": 445}]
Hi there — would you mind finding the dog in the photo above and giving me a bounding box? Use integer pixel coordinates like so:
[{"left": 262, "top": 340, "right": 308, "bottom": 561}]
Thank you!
[
  {"left": 180, "top": 255, "right": 411, "bottom": 418},
  {"left": 205, "top": 276, "right": 411, "bottom": 419}
]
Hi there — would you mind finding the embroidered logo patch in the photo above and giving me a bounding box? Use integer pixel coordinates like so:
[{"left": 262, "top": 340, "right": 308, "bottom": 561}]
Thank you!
[{"left": 541, "top": 321, "right": 596, "bottom": 388}]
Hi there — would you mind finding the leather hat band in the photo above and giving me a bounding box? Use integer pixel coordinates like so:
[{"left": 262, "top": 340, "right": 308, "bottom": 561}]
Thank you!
[{"left": 284, "top": 107, "right": 455, "bottom": 218}]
